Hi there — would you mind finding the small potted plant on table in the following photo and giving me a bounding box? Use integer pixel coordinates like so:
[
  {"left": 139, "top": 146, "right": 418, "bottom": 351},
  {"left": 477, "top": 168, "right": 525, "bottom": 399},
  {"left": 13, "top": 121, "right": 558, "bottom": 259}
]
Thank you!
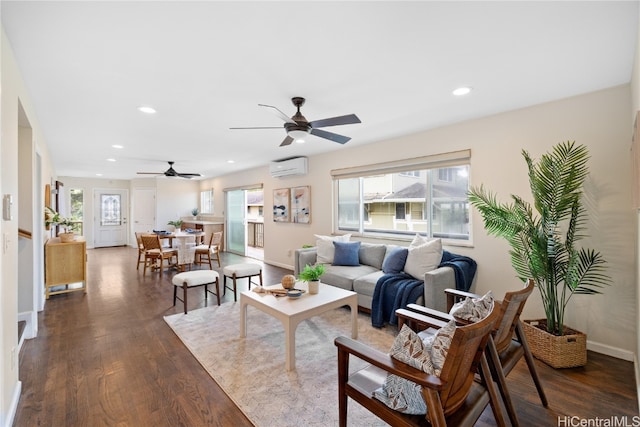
[
  {"left": 167, "top": 219, "right": 183, "bottom": 232},
  {"left": 298, "top": 264, "right": 326, "bottom": 294},
  {"left": 191, "top": 208, "right": 199, "bottom": 220}
]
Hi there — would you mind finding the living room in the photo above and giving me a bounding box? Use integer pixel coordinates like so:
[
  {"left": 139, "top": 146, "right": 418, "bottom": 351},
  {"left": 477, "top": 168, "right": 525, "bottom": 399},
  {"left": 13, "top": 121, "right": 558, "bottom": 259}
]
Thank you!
[{"left": 2, "top": 2, "right": 640, "bottom": 426}]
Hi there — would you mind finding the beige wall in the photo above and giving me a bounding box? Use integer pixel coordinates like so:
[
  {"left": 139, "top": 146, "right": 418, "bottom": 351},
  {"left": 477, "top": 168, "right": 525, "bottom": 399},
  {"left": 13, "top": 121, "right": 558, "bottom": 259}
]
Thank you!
[{"left": 205, "top": 85, "right": 637, "bottom": 359}]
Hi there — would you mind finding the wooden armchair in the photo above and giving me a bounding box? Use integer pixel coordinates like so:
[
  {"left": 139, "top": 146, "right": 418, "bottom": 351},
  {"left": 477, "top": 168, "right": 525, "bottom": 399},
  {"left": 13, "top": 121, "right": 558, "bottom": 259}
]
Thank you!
[
  {"left": 399, "top": 279, "right": 547, "bottom": 426},
  {"left": 335, "top": 304, "right": 505, "bottom": 427}
]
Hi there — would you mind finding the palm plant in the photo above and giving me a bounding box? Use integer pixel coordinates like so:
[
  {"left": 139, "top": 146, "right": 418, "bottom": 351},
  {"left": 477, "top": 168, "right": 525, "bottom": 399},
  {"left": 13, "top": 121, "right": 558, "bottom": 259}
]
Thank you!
[{"left": 468, "top": 141, "right": 609, "bottom": 336}]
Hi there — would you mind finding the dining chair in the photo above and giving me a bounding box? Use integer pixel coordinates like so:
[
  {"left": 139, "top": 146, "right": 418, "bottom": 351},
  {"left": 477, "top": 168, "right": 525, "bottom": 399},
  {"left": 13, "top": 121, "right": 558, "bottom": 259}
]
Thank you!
[
  {"left": 194, "top": 231, "right": 222, "bottom": 269},
  {"left": 135, "top": 232, "right": 146, "bottom": 270},
  {"left": 140, "top": 233, "right": 178, "bottom": 275}
]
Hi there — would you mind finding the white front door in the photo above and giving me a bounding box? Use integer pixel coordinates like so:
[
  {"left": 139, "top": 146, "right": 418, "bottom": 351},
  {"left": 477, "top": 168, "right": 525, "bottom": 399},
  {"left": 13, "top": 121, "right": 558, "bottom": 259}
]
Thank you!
[{"left": 94, "top": 188, "right": 128, "bottom": 247}]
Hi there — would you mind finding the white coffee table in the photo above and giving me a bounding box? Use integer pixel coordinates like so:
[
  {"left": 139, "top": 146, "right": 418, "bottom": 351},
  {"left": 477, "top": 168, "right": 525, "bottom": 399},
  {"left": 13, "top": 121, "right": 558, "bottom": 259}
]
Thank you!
[{"left": 239, "top": 281, "right": 358, "bottom": 371}]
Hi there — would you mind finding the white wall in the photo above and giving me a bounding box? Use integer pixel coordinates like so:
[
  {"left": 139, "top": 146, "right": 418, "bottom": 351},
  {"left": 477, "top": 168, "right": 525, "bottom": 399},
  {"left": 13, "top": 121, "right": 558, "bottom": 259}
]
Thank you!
[
  {"left": 1, "top": 28, "right": 56, "bottom": 427},
  {"left": 204, "top": 85, "right": 637, "bottom": 359}
]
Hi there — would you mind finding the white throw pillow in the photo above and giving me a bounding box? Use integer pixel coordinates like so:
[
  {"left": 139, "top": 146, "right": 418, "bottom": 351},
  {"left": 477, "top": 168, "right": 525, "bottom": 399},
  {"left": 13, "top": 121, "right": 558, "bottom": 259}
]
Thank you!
[
  {"left": 403, "top": 238, "right": 442, "bottom": 280},
  {"left": 315, "top": 234, "right": 351, "bottom": 264},
  {"left": 410, "top": 234, "right": 433, "bottom": 248},
  {"left": 449, "top": 291, "right": 494, "bottom": 323}
]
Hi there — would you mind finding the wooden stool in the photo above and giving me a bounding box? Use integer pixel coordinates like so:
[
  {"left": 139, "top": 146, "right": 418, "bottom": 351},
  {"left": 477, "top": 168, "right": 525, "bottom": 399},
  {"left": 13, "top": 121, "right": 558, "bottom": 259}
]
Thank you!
[
  {"left": 222, "top": 263, "right": 263, "bottom": 302},
  {"left": 172, "top": 270, "right": 220, "bottom": 314}
]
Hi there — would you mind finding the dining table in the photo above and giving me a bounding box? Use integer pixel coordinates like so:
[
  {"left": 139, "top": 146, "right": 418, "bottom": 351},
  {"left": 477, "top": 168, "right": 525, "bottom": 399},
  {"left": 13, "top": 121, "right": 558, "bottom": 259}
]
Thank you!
[{"left": 171, "top": 230, "right": 205, "bottom": 271}]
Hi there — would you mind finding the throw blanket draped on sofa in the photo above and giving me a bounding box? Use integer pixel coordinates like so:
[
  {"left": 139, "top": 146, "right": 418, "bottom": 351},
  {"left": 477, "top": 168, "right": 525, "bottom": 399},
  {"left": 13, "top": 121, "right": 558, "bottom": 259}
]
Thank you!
[{"left": 371, "top": 250, "right": 477, "bottom": 327}]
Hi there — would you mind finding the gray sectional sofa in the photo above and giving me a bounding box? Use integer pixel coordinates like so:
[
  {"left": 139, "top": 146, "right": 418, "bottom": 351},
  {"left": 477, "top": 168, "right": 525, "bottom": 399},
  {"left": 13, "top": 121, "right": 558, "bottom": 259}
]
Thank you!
[{"left": 294, "top": 242, "right": 458, "bottom": 313}]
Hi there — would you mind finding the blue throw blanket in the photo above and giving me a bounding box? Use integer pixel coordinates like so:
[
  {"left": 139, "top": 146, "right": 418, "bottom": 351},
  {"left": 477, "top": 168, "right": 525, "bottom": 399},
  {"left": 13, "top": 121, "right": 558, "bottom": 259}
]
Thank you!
[
  {"left": 370, "top": 250, "right": 477, "bottom": 327},
  {"left": 439, "top": 250, "right": 477, "bottom": 292},
  {"left": 371, "top": 273, "right": 423, "bottom": 328}
]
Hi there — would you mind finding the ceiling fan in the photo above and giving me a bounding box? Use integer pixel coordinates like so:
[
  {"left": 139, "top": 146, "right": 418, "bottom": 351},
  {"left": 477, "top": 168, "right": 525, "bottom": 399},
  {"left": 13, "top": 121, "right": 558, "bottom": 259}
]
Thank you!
[
  {"left": 230, "top": 97, "right": 361, "bottom": 146},
  {"left": 137, "top": 161, "right": 201, "bottom": 179}
]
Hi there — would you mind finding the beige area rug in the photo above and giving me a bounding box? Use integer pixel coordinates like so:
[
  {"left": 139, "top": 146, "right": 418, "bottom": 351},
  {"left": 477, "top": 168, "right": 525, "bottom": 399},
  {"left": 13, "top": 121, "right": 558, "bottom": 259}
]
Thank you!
[{"left": 164, "top": 301, "right": 398, "bottom": 426}]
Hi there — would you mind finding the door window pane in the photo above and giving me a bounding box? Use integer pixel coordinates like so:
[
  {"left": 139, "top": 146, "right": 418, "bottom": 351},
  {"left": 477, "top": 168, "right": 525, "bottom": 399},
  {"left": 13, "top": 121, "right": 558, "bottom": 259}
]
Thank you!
[{"left": 101, "top": 194, "right": 121, "bottom": 226}]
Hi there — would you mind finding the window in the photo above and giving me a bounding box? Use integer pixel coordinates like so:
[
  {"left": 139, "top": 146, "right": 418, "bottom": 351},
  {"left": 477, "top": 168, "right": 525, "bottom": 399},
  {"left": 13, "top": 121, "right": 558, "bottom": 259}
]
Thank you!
[
  {"left": 200, "top": 189, "right": 214, "bottom": 214},
  {"left": 69, "top": 188, "right": 84, "bottom": 234},
  {"left": 332, "top": 150, "right": 471, "bottom": 241}
]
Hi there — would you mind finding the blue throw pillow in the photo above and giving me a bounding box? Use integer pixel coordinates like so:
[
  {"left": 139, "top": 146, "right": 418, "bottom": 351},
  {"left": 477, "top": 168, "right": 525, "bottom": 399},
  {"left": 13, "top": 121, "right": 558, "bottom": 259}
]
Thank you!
[
  {"left": 382, "top": 247, "right": 409, "bottom": 274},
  {"left": 333, "top": 241, "right": 361, "bottom": 266}
]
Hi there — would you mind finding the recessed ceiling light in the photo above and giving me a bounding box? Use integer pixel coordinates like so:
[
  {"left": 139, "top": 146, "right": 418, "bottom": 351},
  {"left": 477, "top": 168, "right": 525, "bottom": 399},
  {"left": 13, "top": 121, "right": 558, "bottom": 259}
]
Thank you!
[
  {"left": 96, "top": 173, "right": 103, "bottom": 176},
  {"left": 106, "top": 158, "right": 116, "bottom": 162},
  {"left": 452, "top": 87, "right": 472, "bottom": 96},
  {"left": 295, "top": 139, "right": 306, "bottom": 144},
  {"left": 227, "top": 160, "right": 235, "bottom": 164},
  {"left": 112, "top": 144, "right": 123, "bottom": 149},
  {"left": 137, "top": 106, "right": 156, "bottom": 114}
]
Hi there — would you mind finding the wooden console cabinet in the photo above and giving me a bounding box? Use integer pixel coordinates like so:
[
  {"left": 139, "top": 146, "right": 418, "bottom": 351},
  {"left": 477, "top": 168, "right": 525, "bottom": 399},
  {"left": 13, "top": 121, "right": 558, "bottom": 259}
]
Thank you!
[{"left": 45, "top": 236, "right": 87, "bottom": 299}]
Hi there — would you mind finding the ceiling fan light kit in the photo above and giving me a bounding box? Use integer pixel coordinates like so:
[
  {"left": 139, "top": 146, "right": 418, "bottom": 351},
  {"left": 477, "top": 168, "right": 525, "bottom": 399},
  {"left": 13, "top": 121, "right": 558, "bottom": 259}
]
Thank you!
[{"left": 231, "top": 96, "right": 361, "bottom": 147}]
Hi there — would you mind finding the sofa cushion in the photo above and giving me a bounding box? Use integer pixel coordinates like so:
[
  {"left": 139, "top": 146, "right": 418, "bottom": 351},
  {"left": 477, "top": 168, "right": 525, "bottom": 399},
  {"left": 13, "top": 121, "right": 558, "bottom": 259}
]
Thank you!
[
  {"left": 382, "top": 247, "right": 408, "bottom": 274},
  {"left": 321, "top": 264, "right": 378, "bottom": 291},
  {"left": 333, "top": 241, "right": 361, "bottom": 266},
  {"left": 404, "top": 238, "right": 442, "bottom": 280},
  {"left": 353, "top": 270, "right": 386, "bottom": 297},
  {"left": 315, "top": 234, "right": 351, "bottom": 264},
  {"left": 358, "top": 243, "right": 388, "bottom": 269}
]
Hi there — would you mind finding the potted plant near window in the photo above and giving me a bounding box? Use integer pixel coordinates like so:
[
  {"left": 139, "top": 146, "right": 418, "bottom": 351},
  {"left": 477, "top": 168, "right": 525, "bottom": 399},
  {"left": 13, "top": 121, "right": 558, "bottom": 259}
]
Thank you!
[
  {"left": 167, "top": 219, "right": 183, "bottom": 232},
  {"left": 468, "top": 141, "right": 609, "bottom": 368},
  {"left": 298, "top": 264, "right": 326, "bottom": 294},
  {"left": 191, "top": 208, "right": 199, "bottom": 220}
]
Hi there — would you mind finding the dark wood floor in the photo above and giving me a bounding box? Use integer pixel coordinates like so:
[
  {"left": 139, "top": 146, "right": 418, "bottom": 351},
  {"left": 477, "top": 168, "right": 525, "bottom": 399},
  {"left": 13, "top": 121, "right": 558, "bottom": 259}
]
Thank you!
[{"left": 14, "top": 246, "right": 639, "bottom": 426}]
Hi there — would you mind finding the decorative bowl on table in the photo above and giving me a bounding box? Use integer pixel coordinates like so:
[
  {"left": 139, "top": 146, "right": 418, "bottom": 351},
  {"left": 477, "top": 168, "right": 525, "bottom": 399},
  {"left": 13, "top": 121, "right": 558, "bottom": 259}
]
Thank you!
[{"left": 286, "top": 289, "right": 303, "bottom": 299}]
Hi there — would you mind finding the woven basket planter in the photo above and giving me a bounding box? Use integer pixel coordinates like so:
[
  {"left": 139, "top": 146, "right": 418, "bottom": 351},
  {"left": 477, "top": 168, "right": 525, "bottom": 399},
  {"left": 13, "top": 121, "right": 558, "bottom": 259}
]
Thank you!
[{"left": 522, "top": 319, "right": 587, "bottom": 368}]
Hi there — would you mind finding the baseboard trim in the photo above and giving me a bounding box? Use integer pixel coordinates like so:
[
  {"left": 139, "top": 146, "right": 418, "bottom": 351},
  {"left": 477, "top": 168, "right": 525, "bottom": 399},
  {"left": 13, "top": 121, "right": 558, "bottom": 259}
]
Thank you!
[
  {"left": 17, "top": 311, "right": 37, "bottom": 341},
  {"left": 587, "top": 339, "right": 635, "bottom": 362},
  {"left": 262, "top": 259, "right": 293, "bottom": 271},
  {"left": 3, "top": 380, "right": 21, "bottom": 427},
  {"left": 635, "top": 354, "right": 640, "bottom": 412}
]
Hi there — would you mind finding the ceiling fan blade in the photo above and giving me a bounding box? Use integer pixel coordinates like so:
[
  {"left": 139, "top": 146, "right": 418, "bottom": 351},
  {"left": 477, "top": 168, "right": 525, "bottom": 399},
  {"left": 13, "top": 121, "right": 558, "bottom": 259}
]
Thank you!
[
  {"left": 310, "top": 128, "right": 351, "bottom": 144},
  {"left": 258, "top": 104, "right": 297, "bottom": 124},
  {"left": 177, "top": 173, "right": 201, "bottom": 179},
  {"left": 310, "top": 114, "right": 361, "bottom": 128},
  {"left": 229, "top": 126, "right": 283, "bottom": 130},
  {"left": 279, "top": 135, "right": 294, "bottom": 147},
  {"left": 137, "top": 172, "right": 163, "bottom": 175}
]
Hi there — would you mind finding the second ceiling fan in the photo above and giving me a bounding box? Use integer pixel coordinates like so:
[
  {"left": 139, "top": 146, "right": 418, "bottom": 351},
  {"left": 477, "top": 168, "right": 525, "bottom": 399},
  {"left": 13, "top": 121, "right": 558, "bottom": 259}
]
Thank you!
[{"left": 231, "top": 97, "right": 361, "bottom": 146}]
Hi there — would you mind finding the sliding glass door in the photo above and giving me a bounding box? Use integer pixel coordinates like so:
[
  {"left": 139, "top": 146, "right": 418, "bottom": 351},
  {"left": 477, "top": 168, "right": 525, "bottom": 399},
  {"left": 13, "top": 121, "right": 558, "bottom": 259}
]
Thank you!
[{"left": 226, "top": 189, "right": 246, "bottom": 255}]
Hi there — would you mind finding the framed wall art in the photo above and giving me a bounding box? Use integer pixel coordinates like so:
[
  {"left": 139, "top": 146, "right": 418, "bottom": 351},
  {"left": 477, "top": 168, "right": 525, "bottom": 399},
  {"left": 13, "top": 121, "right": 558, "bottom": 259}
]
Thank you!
[
  {"left": 291, "top": 186, "right": 311, "bottom": 224},
  {"left": 273, "top": 188, "right": 290, "bottom": 222}
]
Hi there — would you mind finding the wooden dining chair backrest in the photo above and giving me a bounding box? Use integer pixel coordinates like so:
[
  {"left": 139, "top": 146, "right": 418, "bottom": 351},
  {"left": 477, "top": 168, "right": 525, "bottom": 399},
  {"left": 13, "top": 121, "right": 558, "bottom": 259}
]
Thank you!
[
  {"left": 140, "top": 234, "right": 162, "bottom": 251},
  {"left": 210, "top": 231, "right": 222, "bottom": 249}
]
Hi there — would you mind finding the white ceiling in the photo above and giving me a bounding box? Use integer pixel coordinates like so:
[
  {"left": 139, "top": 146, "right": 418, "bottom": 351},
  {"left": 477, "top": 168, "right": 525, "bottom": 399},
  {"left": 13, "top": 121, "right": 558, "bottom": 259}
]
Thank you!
[{"left": 2, "top": 1, "right": 638, "bottom": 180}]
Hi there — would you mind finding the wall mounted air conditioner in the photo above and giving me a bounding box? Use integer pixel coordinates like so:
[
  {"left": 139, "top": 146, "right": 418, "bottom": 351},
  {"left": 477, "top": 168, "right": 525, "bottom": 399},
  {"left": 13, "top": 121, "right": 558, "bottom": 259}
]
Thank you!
[{"left": 269, "top": 157, "right": 308, "bottom": 178}]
